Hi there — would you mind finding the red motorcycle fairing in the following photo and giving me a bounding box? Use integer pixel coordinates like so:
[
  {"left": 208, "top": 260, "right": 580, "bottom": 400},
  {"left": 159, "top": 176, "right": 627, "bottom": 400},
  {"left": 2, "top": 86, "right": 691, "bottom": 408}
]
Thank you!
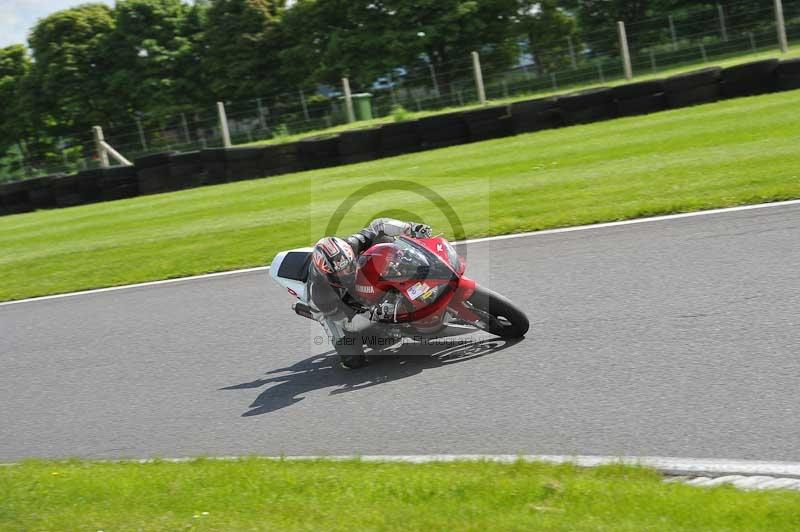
[{"left": 353, "top": 236, "right": 480, "bottom": 325}]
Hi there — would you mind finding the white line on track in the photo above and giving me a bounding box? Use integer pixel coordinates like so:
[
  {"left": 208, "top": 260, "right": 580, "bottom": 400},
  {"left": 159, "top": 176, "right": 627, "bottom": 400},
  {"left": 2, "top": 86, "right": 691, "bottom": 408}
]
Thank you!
[{"left": 3, "top": 198, "right": 800, "bottom": 308}]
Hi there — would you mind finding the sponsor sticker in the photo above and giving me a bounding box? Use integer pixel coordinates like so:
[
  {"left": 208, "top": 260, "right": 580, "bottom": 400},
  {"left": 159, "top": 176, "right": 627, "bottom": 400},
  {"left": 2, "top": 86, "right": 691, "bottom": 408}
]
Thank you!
[{"left": 406, "top": 282, "right": 431, "bottom": 300}]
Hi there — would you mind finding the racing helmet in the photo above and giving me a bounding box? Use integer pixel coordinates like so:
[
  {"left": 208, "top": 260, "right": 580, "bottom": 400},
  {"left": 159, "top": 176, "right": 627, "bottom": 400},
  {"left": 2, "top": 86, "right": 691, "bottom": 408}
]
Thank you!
[{"left": 311, "top": 236, "right": 357, "bottom": 288}]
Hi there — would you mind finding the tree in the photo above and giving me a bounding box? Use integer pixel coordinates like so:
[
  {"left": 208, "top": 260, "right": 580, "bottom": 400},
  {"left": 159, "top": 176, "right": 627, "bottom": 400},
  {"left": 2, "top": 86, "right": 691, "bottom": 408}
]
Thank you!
[
  {"left": 0, "top": 45, "right": 34, "bottom": 176},
  {"left": 518, "top": 1, "right": 578, "bottom": 74},
  {"left": 389, "top": 0, "right": 520, "bottom": 90},
  {"left": 28, "top": 3, "right": 118, "bottom": 140},
  {"left": 280, "top": 0, "right": 520, "bottom": 94},
  {"left": 203, "top": 0, "right": 284, "bottom": 101},
  {"left": 107, "top": 0, "right": 195, "bottom": 119}
]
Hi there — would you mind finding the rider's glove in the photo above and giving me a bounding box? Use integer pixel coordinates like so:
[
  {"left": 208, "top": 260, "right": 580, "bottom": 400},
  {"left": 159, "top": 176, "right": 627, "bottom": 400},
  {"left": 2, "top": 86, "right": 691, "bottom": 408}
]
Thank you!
[{"left": 408, "top": 223, "right": 432, "bottom": 238}]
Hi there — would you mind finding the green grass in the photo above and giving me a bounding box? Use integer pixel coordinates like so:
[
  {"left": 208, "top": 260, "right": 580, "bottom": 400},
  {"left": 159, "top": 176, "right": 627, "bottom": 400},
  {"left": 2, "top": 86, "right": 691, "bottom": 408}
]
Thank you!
[
  {"left": 2, "top": 89, "right": 800, "bottom": 302},
  {"left": 2, "top": 459, "right": 799, "bottom": 531},
  {"left": 241, "top": 45, "right": 800, "bottom": 147}
]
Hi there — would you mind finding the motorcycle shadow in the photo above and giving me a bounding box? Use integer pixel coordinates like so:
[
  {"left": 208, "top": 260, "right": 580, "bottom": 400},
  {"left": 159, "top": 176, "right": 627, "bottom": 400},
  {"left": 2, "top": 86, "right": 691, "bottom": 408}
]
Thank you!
[{"left": 222, "top": 337, "right": 522, "bottom": 417}]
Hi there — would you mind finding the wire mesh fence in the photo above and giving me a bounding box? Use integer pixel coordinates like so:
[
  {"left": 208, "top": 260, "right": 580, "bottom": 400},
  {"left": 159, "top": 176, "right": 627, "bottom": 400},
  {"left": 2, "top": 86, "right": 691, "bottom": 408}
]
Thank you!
[{"left": 5, "top": 0, "right": 800, "bottom": 182}]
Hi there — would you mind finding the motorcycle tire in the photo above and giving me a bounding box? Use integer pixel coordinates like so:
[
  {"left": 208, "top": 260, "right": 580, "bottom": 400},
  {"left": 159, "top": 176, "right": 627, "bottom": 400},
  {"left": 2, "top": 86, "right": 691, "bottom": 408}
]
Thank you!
[
  {"left": 335, "top": 332, "right": 368, "bottom": 369},
  {"left": 468, "top": 285, "right": 530, "bottom": 338}
]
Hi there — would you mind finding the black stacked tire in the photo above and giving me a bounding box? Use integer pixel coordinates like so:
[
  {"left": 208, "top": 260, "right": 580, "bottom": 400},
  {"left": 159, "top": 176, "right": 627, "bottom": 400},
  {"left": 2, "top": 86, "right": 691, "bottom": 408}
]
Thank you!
[
  {"left": 99, "top": 166, "right": 139, "bottom": 200},
  {"left": 509, "top": 98, "right": 563, "bottom": 133},
  {"left": 27, "top": 175, "right": 60, "bottom": 210},
  {"left": 135, "top": 152, "right": 175, "bottom": 195},
  {"left": 379, "top": 121, "right": 422, "bottom": 157},
  {"left": 467, "top": 285, "right": 529, "bottom": 338},
  {"left": 298, "top": 136, "right": 340, "bottom": 170},
  {"left": 558, "top": 88, "right": 616, "bottom": 125},
  {"left": 74, "top": 169, "right": 104, "bottom": 204},
  {"left": 0, "top": 180, "right": 34, "bottom": 215},
  {"left": 51, "top": 174, "right": 83, "bottom": 207},
  {"left": 664, "top": 67, "right": 721, "bottom": 109},
  {"left": 225, "top": 147, "right": 266, "bottom": 181},
  {"left": 776, "top": 58, "right": 800, "bottom": 91},
  {"left": 201, "top": 148, "right": 228, "bottom": 184},
  {"left": 613, "top": 80, "right": 667, "bottom": 117},
  {"left": 168, "top": 151, "right": 206, "bottom": 189},
  {"left": 418, "top": 112, "right": 470, "bottom": 149},
  {"left": 261, "top": 142, "right": 302, "bottom": 175},
  {"left": 720, "top": 59, "right": 779, "bottom": 98},
  {"left": 338, "top": 128, "right": 381, "bottom": 164},
  {"left": 462, "top": 106, "right": 513, "bottom": 142}
]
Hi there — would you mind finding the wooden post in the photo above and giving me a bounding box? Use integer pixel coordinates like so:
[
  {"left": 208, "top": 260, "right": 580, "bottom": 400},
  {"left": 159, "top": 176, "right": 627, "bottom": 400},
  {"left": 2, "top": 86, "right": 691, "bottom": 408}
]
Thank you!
[
  {"left": 217, "top": 101, "right": 232, "bottom": 148},
  {"left": 775, "top": 0, "right": 789, "bottom": 53},
  {"left": 618, "top": 21, "right": 633, "bottom": 81},
  {"left": 472, "top": 51, "right": 487, "bottom": 105},
  {"left": 92, "top": 126, "right": 109, "bottom": 168},
  {"left": 342, "top": 77, "right": 355, "bottom": 123}
]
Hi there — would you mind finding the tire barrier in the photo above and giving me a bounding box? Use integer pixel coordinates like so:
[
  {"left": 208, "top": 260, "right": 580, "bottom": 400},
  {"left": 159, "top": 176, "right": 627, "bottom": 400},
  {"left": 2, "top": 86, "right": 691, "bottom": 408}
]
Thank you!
[
  {"left": 261, "top": 142, "right": 302, "bottom": 176},
  {"left": 509, "top": 98, "right": 562, "bottom": 134},
  {"left": 27, "top": 175, "right": 61, "bottom": 210},
  {"left": 338, "top": 128, "right": 381, "bottom": 164},
  {"left": 462, "top": 105, "right": 513, "bottom": 142},
  {"left": 200, "top": 148, "right": 228, "bottom": 184},
  {"left": 613, "top": 80, "right": 668, "bottom": 118},
  {"left": 664, "top": 67, "right": 722, "bottom": 108},
  {"left": 776, "top": 58, "right": 800, "bottom": 92},
  {"left": 720, "top": 59, "right": 779, "bottom": 98},
  {"left": 418, "top": 112, "right": 470, "bottom": 149},
  {"left": 558, "top": 88, "right": 617, "bottom": 125},
  {"left": 99, "top": 166, "right": 139, "bottom": 201},
  {"left": 169, "top": 151, "right": 207, "bottom": 189},
  {"left": 378, "top": 121, "right": 422, "bottom": 157},
  {"left": 3, "top": 60, "right": 799, "bottom": 217},
  {"left": 225, "top": 147, "right": 267, "bottom": 182},
  {"left": 135, "top": 152, "right": 176, "bottom": 195},
  {"left": 298, "top": 135, "right": 340, "bottom": 170}
]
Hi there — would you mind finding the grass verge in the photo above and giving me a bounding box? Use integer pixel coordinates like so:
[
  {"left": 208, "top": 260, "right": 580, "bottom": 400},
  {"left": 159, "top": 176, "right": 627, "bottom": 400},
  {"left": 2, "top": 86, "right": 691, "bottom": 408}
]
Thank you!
[
  {"left": 2, "top": 89, "right": 800, "bottom": 302},
  {"left": 2, "top": 459, "right": 800, "bottom": 531}
]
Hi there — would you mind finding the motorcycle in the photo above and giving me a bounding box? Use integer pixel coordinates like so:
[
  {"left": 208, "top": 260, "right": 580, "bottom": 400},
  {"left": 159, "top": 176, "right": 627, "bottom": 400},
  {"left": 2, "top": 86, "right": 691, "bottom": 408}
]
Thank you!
[{"left": 270, "top": 235, "right": 529, "bottom": 368}]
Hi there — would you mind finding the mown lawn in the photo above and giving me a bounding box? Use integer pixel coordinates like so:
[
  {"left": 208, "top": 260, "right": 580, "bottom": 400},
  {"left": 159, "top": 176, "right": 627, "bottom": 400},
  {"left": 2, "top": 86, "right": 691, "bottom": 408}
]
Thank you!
[
  {"left": 1, "top": 459, "right": 799, "bottom": 531},
  {"left": 2, "top": 89, "right": 800, "bottom": 301}
]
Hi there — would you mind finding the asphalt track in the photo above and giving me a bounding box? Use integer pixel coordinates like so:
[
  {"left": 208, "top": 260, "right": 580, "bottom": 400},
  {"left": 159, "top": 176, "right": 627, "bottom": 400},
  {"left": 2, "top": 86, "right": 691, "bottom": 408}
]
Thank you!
[{"left": 1, "top": 204, "right": 799, "bottom": 462}]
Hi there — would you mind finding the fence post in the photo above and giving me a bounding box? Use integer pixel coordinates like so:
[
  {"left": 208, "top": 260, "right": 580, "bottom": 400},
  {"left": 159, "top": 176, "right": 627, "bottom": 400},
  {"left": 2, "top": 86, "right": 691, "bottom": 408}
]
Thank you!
[
  {"left": 471, "top": 51, "right": 487, "bottom": 105},
  {"left": 217, "top": 101, "right": 232, "bottom": 148},
  {"left": 342, "top": 77, "right": 355, "bottom": 123},
  {"left": 700, "top": 43, "right": 708, "bottom": 62},
  {"left": 748, "top": 32, "right": 757, "bottom": 51},
  {"left": 650, "top": 50, "right": 657, "bottom": 72},
  {"left": 596, "top": 63, "right": 605, "bottom": 82},
  {"left": 567, "top": 36, "right": 577, "bottom": 69},
  {"left": 92, "top": 126, "right": 110, "bottom": 168},
  {"left": 299, "top": 89, "right": 310, "bottom": 122},
  {"left": 181, "top": 113, "right": 191, "bottom": 144},
  {"left": 256, "top": 98, "right": 267, "bottom": 130},
  {"left": 775, "top": 0, "right": 789, "bottom": 53},
  {"left": 551, "top": 72, "right": 558, "bottom": 90},
  {"left": 716, "top": 4, "right": 728, "bottom": 42},
  {"left": 617, "top": 21, "right": 633, "bottom": 81},
  {"left": 427, "top": 62, "right": 440, "bottom": 97},
  {"left": 135, "top": 118, "right": 147, "bottom": 151},
  {"left": 668, "top": 15, "right": 678, "bottom": 51}
]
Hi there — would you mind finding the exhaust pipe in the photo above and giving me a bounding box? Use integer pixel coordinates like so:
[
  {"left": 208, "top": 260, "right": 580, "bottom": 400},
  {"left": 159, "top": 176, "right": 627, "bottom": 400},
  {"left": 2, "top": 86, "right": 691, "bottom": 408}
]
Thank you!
[{"left": 293, "top": 302, "right": 315, "bottom": 320}]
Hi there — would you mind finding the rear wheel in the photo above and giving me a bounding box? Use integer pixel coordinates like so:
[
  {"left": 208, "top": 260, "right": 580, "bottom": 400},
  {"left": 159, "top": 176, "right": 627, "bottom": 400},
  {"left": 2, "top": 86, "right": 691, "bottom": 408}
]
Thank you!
[
  {"left": 467, "top": 285, "right": 530, "bottom": 338},
  {"left": 335, "top": 332, "right": 368, "bottom": 369}
]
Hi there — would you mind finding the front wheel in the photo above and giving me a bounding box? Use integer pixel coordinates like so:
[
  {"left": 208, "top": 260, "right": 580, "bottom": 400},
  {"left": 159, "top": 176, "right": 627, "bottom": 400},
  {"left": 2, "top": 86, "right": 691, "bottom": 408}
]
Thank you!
[{"left": 466, "top": 285, "right": 530, "bottom": 338}]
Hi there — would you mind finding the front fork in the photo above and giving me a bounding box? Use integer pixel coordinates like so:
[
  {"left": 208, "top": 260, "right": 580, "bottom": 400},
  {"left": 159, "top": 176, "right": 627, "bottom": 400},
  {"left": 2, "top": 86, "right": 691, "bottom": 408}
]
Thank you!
[{"left": 447, "top": 276, "right": 484, "bottom": 325}]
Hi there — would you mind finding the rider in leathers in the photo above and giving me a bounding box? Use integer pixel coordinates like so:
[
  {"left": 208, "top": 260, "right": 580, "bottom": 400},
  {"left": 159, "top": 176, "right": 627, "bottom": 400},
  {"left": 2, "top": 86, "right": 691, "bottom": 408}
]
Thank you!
[{"left": 308, "top": 218, "right": 431, "bottom": 367}]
